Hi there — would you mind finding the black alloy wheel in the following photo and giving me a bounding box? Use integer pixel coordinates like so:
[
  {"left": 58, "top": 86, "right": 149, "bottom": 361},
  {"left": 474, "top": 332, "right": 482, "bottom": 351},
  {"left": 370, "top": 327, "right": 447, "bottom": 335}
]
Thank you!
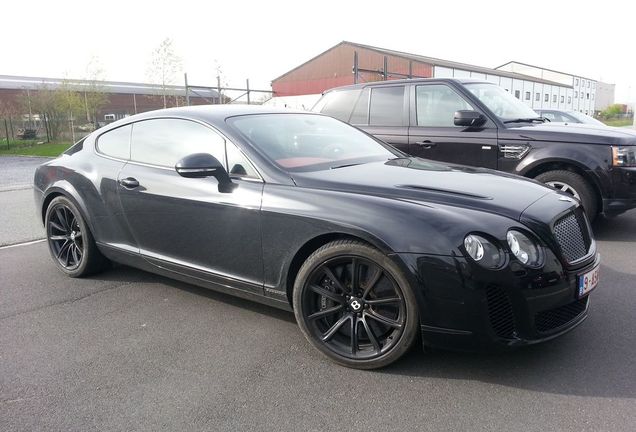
[
  {"left": 45, "top": 196, "right": 109, "bottom": 277},
  {"left": 294, "top": 240, "right": 418, "bottom": 369},
  {"left": 48, "top": 203, "right": 84, "bottom": 270}
]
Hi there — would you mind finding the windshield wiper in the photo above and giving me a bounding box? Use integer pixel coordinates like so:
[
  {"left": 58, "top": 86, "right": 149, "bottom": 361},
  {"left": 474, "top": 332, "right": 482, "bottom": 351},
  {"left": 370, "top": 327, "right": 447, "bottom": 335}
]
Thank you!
[
  {"left": 503, "top": 117, "right": 549, "bottom": 124},
  {"left": 331, "top": 162, "right": 363, "bottom": 169}
]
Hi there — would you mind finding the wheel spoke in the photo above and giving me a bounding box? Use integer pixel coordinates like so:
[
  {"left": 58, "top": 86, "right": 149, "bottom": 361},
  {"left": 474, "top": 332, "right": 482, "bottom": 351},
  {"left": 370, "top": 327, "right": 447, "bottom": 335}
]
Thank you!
[
  {"left": 322, "top": 266, "right": 348, "bottom": 294},
  {"left": 309, "top": 284, "right": 344, "bottom": 304},
  {"left": 74, "top": 243, "right": 83, "bottom": 259},
  {"left": 362, "top": 265, "right": 383, "bottom": 299},
  {"left": 49, "top": 221, "right": 66, "bottom": 232},
  {"left": 56, "top": 240, "right": 71, "bottom": 259},
  {"left": 71, "top": 244, "right": 80, "bottom": 265},
  {"left": 351, "top": 258, "right": 360, "bottom": 292},
  {"left": 362, "top": 317, "right": 381, "bottom": 352},
  {"left": 63, "top": 243, "right": 72, "bottom": 266},
  {"left": 365, "top": 296, "right": 401, "bottom": 306},
  {"left": 50, "top": 235, "right": 69, "bottom": 241},
  {"left": 365, "top": 309, "right": 402, "bottom": 329},
  {"left": 307, "top": 305, "right": 343, "bottom": 321},
  {"left": 322, "top": 315, "right": 350, "bottom": 342},
  {"left": 350, "top": 317, "right": 359, "bottom": 354},
  {"left": 55, "top": 208, "right": 69, "bottom": 231},
  {"left": 73, "top": 231, "right": 82, "bottom": 239}
]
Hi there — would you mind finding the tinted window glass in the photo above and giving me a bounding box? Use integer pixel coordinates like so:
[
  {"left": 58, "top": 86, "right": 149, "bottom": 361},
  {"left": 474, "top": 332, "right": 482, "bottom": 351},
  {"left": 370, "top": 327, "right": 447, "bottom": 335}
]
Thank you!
[
  {"left": 319, "top": 89, "right": 361, "bottom": 122},
  {"left": 226, "top": 142, "right": 259, "bottom": 178},
  {"left": 131, "top": 119, "right": 225, "bottom": 168},
  {"left": 229, "top": 114, "right": 396, "bottom": 171},
  {"left": 369, "top": 87, "right": 404, "bottom": 126},
  {"left": 349, "top": 88, "right": 370, "bottom": 125},
  {"left": 97, "top": 125, "right": 131, "bottom": 159},
  {"left": 416, "top": 85, "right": 473, "bottom": 127}
]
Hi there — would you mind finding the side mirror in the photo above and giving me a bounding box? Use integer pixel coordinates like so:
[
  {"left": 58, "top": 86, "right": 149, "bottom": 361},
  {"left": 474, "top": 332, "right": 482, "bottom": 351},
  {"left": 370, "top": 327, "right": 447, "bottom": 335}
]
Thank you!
[
  {"left": 175, "top": 153, "right": 234, "bottom": 191},
  {"left": 454, "top": 110, "right": 486, "bottom": 127}
]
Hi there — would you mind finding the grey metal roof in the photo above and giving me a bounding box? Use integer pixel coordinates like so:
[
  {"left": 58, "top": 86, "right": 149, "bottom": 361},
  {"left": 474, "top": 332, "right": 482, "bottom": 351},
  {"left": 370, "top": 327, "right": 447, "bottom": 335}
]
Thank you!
[
  {"left": 272, "top": 41, "right": 570, "bottom": 88},
  {"left": 495, "top": 61, "right": 597, "bottom": 82},
  {"left": 0, "top": 74, "right": 219, "bottom": 97}
]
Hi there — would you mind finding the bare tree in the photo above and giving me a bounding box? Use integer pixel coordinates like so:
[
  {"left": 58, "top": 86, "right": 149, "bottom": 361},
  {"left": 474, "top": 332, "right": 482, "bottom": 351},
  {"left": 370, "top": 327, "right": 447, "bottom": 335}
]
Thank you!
[
  {"left": 83, "top": 56, "right": 109, "bottom": 127},
  {"left": 29, "top": 81, "right": 83, "bottom": 142},
  {"left": 147, "top": 38, "right": 182, "bottom": 108}
]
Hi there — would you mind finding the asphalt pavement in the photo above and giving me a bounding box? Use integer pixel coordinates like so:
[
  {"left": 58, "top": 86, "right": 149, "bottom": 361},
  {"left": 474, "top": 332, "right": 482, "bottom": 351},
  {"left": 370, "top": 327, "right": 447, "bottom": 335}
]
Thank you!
[{"left": 1, "top": 155, "right": 635, "bottom": 431}]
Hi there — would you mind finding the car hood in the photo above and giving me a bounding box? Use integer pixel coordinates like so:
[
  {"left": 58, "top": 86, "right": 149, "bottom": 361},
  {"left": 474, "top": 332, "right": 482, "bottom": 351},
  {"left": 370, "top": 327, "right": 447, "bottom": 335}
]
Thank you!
[
  {"left": 501, "top": 122, "right": 636, "bottom": 145},
  {"left": 291, "top": 158, "right": 554, "bottom": 220}
]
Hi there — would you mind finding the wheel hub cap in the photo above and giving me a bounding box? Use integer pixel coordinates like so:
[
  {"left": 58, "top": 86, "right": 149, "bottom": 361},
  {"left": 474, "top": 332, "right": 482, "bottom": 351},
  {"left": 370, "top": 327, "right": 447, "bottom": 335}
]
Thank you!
[{"left": 349, "top": 297, "right": 363, "bottom": 311}]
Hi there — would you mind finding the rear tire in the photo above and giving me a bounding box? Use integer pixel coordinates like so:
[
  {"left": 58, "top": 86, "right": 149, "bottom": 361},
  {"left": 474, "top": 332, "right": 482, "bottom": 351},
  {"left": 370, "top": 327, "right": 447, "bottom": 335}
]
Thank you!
[
  {"left": 535, "top": 170, "right": 598, "bottom": 221},
  {"left": 293, "top": 239, "right": 419, "bottom": 369},
  {"left": 45, "top": 196, "right": 109, "bottom": 277}
]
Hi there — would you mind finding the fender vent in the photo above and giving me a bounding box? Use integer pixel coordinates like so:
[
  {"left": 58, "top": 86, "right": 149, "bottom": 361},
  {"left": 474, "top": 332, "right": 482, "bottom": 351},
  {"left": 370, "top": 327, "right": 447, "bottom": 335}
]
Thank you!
[{"left": 500, "top": 144, "right": 530, "bottom": 159}]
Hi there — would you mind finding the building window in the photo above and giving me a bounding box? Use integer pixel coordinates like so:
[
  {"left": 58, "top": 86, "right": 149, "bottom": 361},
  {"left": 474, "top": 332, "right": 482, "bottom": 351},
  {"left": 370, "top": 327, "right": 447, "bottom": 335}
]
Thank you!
[
  {"left": 568, "top": 96, "right": 572, "bottom": 104},
  {"left": 545, "top": 94, "right": 549, "bottom": 102},
  {"left": 505, "top": 89, "right": 509, "bottom": 92},
  {"left": 535, "top": 92, "right": 540, "bottom": 101},
  {"left": 588, "top": 81, "right": 590, "bottom": 88},
  {"left": 561, "top": 95, "right": 564, "bottom": 103},
  {"left": 587, "top": 93, "right": 590, "bottom": 100},
  {"left": 575, "top": 78, "right": 579, "bottom": 86},
  {"left": 575, "top": 91, "right": 578, "bottom": 98},
  {"left": 581, "top": 80, "right": 585, "bottom": 87},
  {"left": 592, "top": 94, "right": 594, "bottom": 100},
  {"left": 553, "top": 94, "right": 557, "bottom": 103},
  {"left": 525, "top": 91, "right": 531, "bottom": 100},
  {"left": 514, "top": 90, "right": 520, "bottom": 99}
]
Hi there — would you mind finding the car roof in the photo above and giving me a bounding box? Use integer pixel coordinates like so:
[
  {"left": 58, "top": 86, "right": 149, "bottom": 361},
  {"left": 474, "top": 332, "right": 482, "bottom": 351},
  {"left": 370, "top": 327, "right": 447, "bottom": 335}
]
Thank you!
[
  {"left": 322, "top": 77, "right": 492, "bottom": 93},
  {"left": 97, "top": 104, "right": 312, "bottom": 132}
]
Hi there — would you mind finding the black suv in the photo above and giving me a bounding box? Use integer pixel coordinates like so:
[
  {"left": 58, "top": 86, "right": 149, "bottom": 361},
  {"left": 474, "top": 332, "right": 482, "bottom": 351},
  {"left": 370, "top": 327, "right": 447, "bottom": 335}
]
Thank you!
[{"left": 313, "top": 78, "right": 636, "bottom": 220}]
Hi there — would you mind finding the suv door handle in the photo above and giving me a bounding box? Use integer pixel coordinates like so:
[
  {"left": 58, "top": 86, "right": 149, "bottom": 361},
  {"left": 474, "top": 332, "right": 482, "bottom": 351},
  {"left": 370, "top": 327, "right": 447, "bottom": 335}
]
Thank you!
[
  {"left": 119, "top": 177, "right": 140, "bottom": 189},
  {"left": 414, "top": 140, "right": 436, "bottom": 149}
]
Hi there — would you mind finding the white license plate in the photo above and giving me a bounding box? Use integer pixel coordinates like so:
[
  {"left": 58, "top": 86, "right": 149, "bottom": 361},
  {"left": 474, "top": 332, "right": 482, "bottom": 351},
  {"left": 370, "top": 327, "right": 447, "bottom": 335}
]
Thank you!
[{"left": 578, "top": 264, "right": 600, "bottom": 298}]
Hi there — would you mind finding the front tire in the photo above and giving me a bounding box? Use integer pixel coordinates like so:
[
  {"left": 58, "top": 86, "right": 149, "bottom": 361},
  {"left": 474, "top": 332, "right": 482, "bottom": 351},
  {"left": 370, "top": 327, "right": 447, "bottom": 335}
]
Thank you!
[
  {"left": 293, "top": 240, "right": 419, "bottom": 369},
  {"left": 45, "top": 196, "right": 109, "bottom": 277},
  {"left": 535, "top": 170, "right": 598, "bottom": 221}
]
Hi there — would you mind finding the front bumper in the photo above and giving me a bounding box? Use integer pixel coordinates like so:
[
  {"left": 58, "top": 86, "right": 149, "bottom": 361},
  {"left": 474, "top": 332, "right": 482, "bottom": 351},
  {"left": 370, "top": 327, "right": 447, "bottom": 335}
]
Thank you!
[
  {"left": 397, "top": 251, "right": 600, "bottom": 352},
  {"left": 603, "top": 167, "right": 636, "bottom": 215}
]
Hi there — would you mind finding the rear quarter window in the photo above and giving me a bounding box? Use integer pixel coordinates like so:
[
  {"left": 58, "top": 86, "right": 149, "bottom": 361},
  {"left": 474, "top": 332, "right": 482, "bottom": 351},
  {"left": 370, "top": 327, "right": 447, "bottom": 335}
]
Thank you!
[
  {"left": 315, "top": 89, "right": 361, "bottom": 122},
  {"left": 96, "top": 125, "right": 131, "bottom": 160}
]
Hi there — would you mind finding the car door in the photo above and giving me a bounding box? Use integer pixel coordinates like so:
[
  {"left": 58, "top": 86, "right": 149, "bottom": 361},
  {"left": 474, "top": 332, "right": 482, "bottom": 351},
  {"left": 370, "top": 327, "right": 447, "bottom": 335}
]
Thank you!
[
  {"left": 117, "top": 118, "right": 264, "bottom": 294},
  {"left": 408, "top": 83, "right": 498, "bottom": 168},
  {"left": 353, "top": 85, "right": 410, "bottom": 153}
]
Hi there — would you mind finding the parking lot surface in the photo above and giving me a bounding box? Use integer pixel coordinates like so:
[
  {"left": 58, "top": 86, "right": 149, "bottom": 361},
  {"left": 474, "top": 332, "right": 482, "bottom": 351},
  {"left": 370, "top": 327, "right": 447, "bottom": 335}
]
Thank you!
[{"left": 1, "top": 156, "right": 635, "bottom": 431}]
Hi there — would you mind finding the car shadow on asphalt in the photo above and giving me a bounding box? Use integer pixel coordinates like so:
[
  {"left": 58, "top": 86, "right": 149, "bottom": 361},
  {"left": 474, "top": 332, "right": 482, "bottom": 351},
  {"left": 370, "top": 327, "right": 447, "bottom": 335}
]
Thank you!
[
  {"left": 383, "top": 263, "right": 635, "bottom": 399},
  {"left": 91, "top": 263, "right": 297, "bottom": 324},
  {"left": 592, "top": 213, "right": 636, "bottom": 242}
]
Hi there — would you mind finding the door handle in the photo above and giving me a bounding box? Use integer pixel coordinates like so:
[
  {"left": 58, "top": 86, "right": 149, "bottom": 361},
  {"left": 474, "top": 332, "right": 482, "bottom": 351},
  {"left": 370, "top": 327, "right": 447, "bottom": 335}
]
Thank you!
[
  {"left": 119, "top": 177, "right": 140, "bottom": 189},
  {"left": 414, "top": 140, "right": 437, "bottom": 149}
]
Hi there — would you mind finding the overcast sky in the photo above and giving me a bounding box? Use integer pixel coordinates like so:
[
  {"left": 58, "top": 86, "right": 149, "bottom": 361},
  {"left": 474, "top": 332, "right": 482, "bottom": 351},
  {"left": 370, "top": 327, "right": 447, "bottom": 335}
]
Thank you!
[{"left": 3, "top": 0, "right": 635, "bottom": 103}]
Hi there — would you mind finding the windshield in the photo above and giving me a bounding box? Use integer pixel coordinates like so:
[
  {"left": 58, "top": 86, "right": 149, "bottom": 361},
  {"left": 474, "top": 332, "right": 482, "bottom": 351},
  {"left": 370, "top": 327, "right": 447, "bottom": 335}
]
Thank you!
[
  {"left": 465, "top": 83, "right": 539, "bottom": 121},
  {"left": 568, "top": 111, "right": 605, "bottom": 126},
  {"left": 228, "top": 114, "right": 398, "bottom": 171}
]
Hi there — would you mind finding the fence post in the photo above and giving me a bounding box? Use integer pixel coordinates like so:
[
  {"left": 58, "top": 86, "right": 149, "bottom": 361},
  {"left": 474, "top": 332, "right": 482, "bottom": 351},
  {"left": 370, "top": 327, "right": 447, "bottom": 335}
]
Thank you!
[
  {"left": 9, "top": 117, "right": 15, "bottom": 142},
  {"left": 217, "top": 76, "right": 222, "bottom": 104},
  {"left": 4, "top": 119, "right": 9, "bottom": 149},
  {"left": 184, "top": 73, "right": 190, "bottom": 106},
  {"left": 246, "top": 79, "right": 250, "bottom": 105}
]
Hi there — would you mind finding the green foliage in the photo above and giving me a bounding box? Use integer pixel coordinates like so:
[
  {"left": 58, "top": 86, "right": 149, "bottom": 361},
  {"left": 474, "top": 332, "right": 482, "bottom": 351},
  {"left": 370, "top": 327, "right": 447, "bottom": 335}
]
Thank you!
[
  {"left": 0, "top": 141, "right": 71, "bottom": 157},
  {"left": 600, "top": 104, "right": 624, "bottom": 119},
  {"left": 27, "top": 81, "right": 84, "bottom": 141}
]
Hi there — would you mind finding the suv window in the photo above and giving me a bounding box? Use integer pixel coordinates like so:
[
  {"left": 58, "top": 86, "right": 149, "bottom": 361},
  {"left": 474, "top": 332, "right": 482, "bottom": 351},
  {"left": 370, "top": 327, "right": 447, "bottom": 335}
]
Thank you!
[
  {"left": 350, "top": 88, "right": 370, "bottom": 125},
  {"left": 369, "top": 86, "right": 405, "bottom": 126},
  {"left": 131, "top": 118, "right": 225, "bottom": 168},
  {"left": 416, "top": 85, "right": 474, "bottom": 127},
  {"left": 97, "top": 124, "right": 131, "bottom": 159},
  {"left": 315, "top": 89, "right": 360, "bottom": 122}
]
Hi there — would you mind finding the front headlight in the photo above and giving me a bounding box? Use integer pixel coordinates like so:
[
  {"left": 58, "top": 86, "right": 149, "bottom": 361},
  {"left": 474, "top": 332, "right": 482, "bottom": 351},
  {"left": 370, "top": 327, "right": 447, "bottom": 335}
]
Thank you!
[
  {"left": 612, "top": 146, "right": 636, "bottom": 167},
  {"left": 506, "top": 230, "right": 543, "bottom": 267},
  {"left": 464, "top": 234, "right": 505, "bottom": 269}
]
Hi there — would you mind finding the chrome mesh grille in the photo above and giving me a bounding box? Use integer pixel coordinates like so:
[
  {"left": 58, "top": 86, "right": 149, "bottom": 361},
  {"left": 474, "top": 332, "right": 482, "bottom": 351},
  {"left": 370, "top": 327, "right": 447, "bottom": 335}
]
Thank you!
[
  {"left": 553, "top": 211, "right": 590, "bottom": 263},
  {"left": 486, "top": 286, "right": 515, "bottom": 339}
]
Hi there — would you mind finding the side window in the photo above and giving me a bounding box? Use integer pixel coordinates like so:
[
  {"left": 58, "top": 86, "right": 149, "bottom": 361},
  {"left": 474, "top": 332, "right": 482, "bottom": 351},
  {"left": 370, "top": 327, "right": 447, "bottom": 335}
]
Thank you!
[
  {"left": 318, "top": 89, "right": 360, "bottom": 122},
  {"left": 97, "top": 125, "right": 131, "bottom": 159},
  {"left": 131, "top": 118, "right": 225, "bottom": 168},
  {"left": 369, "top": 86, "right": 405, "bottom": 126},
  {"left": 415, "top": 85, "right": 474, "bottom": 127},
  {"left": 226, "top": 142, "right": 259, "bottom": 179},
  {"left": 349, "top": 88, "right": 370, "bottom": 125},
  {"left": 542, "top": 112, "right": 557, "bottom": 121}
]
